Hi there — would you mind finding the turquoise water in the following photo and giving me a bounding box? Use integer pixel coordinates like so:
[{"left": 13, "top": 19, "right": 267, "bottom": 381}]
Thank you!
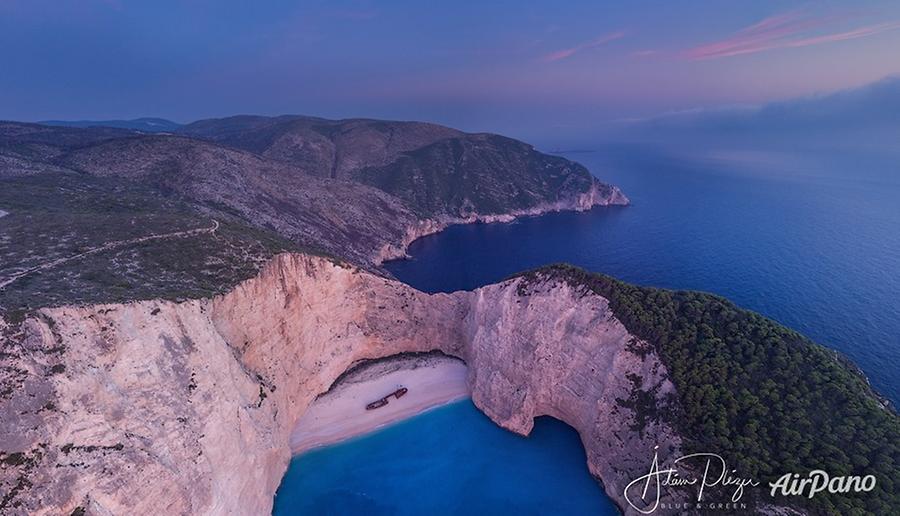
[
  {"left": 273, "top": 400, "right": 619, "bottom": 515},
  {"left": 275, "top": 143, "right": 899, "bottom": 514}
]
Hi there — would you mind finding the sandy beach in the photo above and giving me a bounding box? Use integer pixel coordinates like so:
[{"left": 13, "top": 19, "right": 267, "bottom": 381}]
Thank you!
[{"left": 290, "top": 353, "right": 470, "bottom": 454}]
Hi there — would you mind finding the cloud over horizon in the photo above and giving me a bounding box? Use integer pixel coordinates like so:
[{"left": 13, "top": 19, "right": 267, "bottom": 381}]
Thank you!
[
  {"left": 684, "top": 11, "right": 900, "bottom": 60},
  {"left": 596, "top": 75, "right": 900, "bottom": 152},
  {"left": 540, "top": 31, "right": 625, "bottom": 62}
]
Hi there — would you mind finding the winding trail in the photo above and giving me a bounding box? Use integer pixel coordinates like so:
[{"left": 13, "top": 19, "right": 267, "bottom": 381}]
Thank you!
[{"left": 0, "top": 219, "right": 219, "bottom": 290}]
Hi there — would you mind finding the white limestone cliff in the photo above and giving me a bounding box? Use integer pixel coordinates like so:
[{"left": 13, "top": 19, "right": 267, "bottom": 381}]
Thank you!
[{"left": 0, "top": 253, "right": 676, "bottom": 515}]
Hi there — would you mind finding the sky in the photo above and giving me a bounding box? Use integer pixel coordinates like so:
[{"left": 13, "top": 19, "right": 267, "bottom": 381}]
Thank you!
[{"left": 2, "top": 0, "right": 900, "bottom": 141}]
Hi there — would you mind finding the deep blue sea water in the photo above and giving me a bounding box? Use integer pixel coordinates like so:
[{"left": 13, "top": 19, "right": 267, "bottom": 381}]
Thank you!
[
  {"left": 388, "top": 144, "right": 900, "bottom": 406},
  {"left": 276, "top": 143, "right": 899, "bottom": 515},
  {"left": 273, "top": 400, "right": 619, "bottom": 516}
]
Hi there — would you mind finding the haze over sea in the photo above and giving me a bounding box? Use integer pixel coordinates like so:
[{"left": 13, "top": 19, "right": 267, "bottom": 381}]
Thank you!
[{"left": 275, "top": 141, "right": 899, "bottom": 515}]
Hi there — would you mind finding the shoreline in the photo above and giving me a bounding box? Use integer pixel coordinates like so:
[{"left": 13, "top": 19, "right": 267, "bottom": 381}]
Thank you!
[
  {"left": 373, "top": 183, "right": 629, "bottom": 265},
  {"left": 289, "top": 353, "right": 470, "bottom": 454}
]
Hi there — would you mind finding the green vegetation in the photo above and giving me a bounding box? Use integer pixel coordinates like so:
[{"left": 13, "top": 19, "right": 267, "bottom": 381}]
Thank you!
[
  {"left": 518, "top": 264, "right": 899, "bottom": 515},
  {"left": 355, "top": 135, "right": 595, "bottom": 217},
  {"left": 0, "top": 173, "right": 302, "bottom": 313}
]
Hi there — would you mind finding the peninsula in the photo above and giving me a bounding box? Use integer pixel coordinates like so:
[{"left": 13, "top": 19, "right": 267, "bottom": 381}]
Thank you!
[
  {"left": 1, "top": 117, "right": 897, "bottom": 516},
  {"left": 2, "top": 255, "right": 898, "bottom": 515}
]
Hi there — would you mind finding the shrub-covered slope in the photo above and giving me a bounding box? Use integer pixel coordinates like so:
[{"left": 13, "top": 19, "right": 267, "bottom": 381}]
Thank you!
[
  {"left": 354, "top": 133, "right": 625, "bottom": 217},
  {"left": 0, "top": 173, "right": 302, "bottom": 313},
  {"left": 180, "top": 115, "right": 627, "bottom": 218},
  {"left": 518, "top": 265, "right": 899, "bottom": 515}
]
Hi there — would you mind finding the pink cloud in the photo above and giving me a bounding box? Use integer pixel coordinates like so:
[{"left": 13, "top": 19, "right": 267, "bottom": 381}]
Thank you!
[
  {"left": 541, "top": 31, "right": 625, "bottom": 62},
  {"left": 783, "top": 22, "right": 900, "bottom": 48},
  {"left": 683, "top": 11, "right": 899, "bottom": 60}
]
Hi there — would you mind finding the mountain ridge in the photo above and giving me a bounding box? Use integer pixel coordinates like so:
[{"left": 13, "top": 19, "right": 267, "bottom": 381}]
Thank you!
[
  {"left": 39, "top": 118, "right": 182, "bottom": 133},
  {"left": 0, "top": 116, "right": 626, "bottom": 313}
]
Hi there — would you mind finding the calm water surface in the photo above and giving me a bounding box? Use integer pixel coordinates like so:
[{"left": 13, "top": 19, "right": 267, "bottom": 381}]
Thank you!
[
  {"left": 388, "top": 144, "right": 900, "bottom": 405},
  {"left": 273, "top": 400, "right": 619, "bottom": 515},
  {"left": 276, "top": 143, "right": 899, "bottom": 515}
]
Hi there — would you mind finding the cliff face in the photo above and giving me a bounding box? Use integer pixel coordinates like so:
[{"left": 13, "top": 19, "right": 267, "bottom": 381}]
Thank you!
[
  {"left": 371, "top": 179, "right": 628, "bottom": 264},
  {"left": 464, "top": 279, "right": 679, "bottom": 504},
  {"left": 2, "top": 118, "right": 627, "bottom": 279},
  {"left": 0, "top": 254, "right": 676, "bottom": 515}
]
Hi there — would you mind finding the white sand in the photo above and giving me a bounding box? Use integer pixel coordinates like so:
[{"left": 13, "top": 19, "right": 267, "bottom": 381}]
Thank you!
[{"left": 290, "top": 354, "right": 469, "bottom": 454}]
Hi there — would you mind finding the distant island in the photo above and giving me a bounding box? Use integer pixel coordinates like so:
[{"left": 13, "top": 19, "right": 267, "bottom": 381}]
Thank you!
[{"left": 1, "top": 116, "right": 897, "bottom": 515}]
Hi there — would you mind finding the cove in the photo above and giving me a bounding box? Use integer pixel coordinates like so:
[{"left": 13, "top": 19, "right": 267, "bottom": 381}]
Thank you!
[
  {"left": 273, "top": 142, "right": 900, "bottom": 515},
  {"left": 273, "top": 399, "right": 619, "bottom": 515},
  {"left": 387, "top": 144, "right": 900, "bottom": 406}
]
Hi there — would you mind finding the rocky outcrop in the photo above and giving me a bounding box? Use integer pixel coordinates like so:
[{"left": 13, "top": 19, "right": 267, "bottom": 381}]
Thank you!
[
  {"left": 465, "top": 278, "right": 678, "bottom": 507},
  {"left": 0, "top": 254, "right": 675, "bottom": 515}
]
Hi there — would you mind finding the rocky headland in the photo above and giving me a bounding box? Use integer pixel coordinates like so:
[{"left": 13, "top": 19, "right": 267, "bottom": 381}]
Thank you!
[
  {"left": 3, "top": 253, "right": 897, "bottom": 515},
  {"left": 1, "top": 116, "right": 897, "bottom": 516},
  {"left": 0, "top": 254, "right": 675, "bottom": 515}
]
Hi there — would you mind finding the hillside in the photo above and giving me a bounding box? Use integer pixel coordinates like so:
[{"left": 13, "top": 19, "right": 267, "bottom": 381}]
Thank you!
[
  {"left": 0, "top": 173, "right": 301, "bottom": 314},
  {"left": 0, "top": 122, "right": 132, "bottom": 164},
  {"left": 180, "top": 115, "right": 627, "bottom": 218},
  {"left": 354, "top": 133, "right": 626, "bottom": 217},
  {"left": 39, "top": 118, "right": 182, "bottom": 133},
  {"left": 178, "top": 115, "right": 462, "bottom": 179},
  {"left": 517, "top": 265, "right": 900, "bottom": 515},
  {"left": 55, "top": 134, "right": 422, "bottom": 266},
  {"left": 0, "top": 118, "right": 625, "bottom": 312}
]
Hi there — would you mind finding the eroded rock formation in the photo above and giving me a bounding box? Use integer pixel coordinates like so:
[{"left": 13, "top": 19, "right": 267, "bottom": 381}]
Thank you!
[{"left": 0, "top": 254, "right": 676, "bottom": 515}]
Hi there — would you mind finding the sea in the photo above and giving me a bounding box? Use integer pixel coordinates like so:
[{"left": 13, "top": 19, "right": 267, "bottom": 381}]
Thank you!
[
  {"left": 273, "top": 400, "right": 618, "bottom": 515},
  {"left": 274, "top": 142, "right": 900, "bottom": 515}
]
